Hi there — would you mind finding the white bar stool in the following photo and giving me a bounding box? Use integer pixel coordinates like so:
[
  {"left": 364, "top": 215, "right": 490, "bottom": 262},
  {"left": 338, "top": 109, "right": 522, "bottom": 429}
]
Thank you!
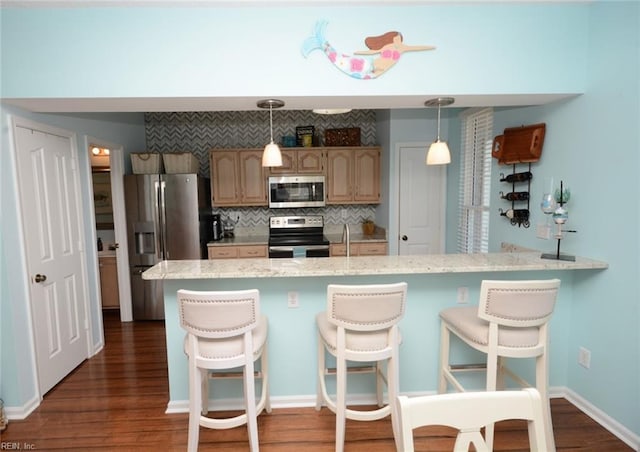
[
  {"left": 177, "top": 289, "right": 271, "bottom": 452},
  {"left": 315, "top": 282, "right": 408, "bottom": 452},
  {"left": 438, "top": 279, "right": 561, "bottom": 452}
]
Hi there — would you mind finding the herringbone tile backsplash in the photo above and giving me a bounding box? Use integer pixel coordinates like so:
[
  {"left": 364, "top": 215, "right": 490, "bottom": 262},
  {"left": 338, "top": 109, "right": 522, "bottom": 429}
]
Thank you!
[{"left": 144, "top": 110, "right": 378, "bottom": 228}]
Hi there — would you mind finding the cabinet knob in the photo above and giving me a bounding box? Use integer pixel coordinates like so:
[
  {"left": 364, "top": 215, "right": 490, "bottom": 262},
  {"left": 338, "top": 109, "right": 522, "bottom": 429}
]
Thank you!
[
  {"left": 402, "top": 235, "right": 408, "bottom": 241},
  {"left": 34, "top": 274, "right": 47, "bottom": 283}
]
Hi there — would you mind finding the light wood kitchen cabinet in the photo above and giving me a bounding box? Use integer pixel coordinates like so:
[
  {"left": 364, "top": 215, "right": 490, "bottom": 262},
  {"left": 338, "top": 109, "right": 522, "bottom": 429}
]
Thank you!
[
  {"left": 209, "top": 149, "right": 267, "bottom": 206},
  {"left": 269, "top": 148, "right": 324, "bottom": 175},
  {"left": 208, "top": 244, "right": 268, "bottom": 259},
  {"left": 99, "top": 256, "right": 119, "bottom": 309},
  {"left": 330, "top": 241, "right": 388, "bottom": 256},
  {"left": 326, "top": 147, "right": 380, "bottom": 204}
]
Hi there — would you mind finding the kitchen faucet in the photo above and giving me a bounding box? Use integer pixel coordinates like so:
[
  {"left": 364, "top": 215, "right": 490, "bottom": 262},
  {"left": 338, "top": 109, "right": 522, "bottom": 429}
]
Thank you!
[{"left": 342, "top": 223, "right": 350, "bottom": 257}]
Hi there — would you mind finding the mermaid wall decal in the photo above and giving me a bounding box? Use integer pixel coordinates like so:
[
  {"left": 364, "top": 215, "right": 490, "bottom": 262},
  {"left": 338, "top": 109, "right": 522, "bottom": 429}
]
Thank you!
[{"left": 301, "top": 20, "right": 435, "bottom": 80}]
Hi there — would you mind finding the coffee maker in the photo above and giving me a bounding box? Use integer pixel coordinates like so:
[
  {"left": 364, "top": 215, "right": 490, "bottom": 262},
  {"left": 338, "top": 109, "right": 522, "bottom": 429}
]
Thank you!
[{"left": 212, "top": 214, "right": 223, "bottom": 241}]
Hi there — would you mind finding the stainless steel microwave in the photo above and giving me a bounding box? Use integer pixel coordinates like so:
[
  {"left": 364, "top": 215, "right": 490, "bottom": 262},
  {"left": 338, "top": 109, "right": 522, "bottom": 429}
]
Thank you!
[{"left": 268, "top": 175, "right": 325, "bottom": 208}]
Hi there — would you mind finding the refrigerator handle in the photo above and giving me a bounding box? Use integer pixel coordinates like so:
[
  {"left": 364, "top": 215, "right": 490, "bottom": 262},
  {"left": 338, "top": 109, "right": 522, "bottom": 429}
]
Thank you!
[
  {"left": 154, "top": 180, "right": 163, "bottom": 261},
  {"left": 160, "top": 180, "right": 169, "bottom": 260}
]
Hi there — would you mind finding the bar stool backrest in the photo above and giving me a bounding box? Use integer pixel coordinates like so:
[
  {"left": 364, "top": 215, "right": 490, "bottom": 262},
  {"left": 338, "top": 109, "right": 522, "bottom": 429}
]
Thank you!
[
  {"left": 327, "top": 282, "right": 407, "bottom": 332},
  {"left": 477, "top": 279, "right": 561, "bottom": 328},
  {"left": 178, "top": 289, "right": 260, "bottom": 339},
  {"left": 396, "top": 388, "right": 547, "bottom": 452}
]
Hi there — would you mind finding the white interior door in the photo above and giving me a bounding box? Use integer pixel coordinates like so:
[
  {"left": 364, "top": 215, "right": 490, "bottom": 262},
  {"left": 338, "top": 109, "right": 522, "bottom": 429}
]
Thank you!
[
  {"left": 398, "top": 144, "right": 446, "bottom": 255},
  {"left": 13, "top": 119, "right": 89, "bottom": 396}
]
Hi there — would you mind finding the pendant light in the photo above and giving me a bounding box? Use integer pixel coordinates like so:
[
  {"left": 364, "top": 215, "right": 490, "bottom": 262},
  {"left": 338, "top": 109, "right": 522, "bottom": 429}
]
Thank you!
[
  {"left": 257, "top": 99, "right": 284, "bottom": 167},
  {"left": 425, "top": 97, "right": 454, "bottom": 165}
]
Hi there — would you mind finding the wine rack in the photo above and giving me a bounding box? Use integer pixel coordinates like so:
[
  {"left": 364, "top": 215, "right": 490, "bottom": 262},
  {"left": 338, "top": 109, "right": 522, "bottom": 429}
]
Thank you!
[{"left": 498, "top": 163, "right": 531, "bottom": 227}]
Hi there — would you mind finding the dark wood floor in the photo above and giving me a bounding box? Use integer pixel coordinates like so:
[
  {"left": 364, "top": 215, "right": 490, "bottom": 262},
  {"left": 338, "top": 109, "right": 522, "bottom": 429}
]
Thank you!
[{"left": 0, "top": 310, "right": 631, "bottom": 451}]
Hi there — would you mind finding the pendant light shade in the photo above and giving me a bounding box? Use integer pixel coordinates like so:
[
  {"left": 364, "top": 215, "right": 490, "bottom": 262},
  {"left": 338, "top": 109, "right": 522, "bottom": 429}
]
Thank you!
[
  {"left": 425, "top": 97, "right": 454, "bottom": 165},
  {"left": 427, "top": 140, "right": 451, "bottom": 165},
  {"left": 262, "top": 142, "right": 282, "bottom": 167},
  {"left": 257, "top": 99, "right": 285, "bottom": 167}
]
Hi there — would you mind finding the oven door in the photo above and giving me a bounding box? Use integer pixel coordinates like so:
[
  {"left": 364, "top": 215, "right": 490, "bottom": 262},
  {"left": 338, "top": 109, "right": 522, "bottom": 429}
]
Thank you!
[{"left": 268, "top": 245, "right": 330, "bottom": 258}]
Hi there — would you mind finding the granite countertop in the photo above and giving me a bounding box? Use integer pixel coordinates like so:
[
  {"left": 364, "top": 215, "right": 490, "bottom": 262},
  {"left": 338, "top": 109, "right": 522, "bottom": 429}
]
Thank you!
[{"left": 142, "top": 252, "right": 608, "bottom": 280}]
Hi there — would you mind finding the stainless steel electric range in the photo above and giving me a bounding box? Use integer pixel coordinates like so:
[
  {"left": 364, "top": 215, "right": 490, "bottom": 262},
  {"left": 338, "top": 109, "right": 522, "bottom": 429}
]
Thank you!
[{"left": 268, "top": 215, "right": 330, "bottom": 258}]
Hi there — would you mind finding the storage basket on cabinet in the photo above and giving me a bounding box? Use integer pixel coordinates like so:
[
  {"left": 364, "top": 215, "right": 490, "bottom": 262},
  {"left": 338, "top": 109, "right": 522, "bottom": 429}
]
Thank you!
[
  {"left": 131, "top": 153, "right": 163, "bottom": 174},
  {"left": 163, "top": 152, "right": 200, "bottom": 174}
]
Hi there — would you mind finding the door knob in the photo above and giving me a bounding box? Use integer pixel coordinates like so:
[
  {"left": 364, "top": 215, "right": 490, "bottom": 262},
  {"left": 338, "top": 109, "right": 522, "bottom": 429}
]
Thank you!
[
  {"left": 401, "top": 235, "right": 408, "bottom": 241},
  {"left": 34, "top": 274, "right": 47, "bottom": 283}
]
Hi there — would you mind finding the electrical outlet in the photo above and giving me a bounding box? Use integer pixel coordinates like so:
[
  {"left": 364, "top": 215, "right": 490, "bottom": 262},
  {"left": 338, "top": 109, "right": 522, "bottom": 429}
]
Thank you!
[
  {"left": 578, "top": 346, "right": 591, "bottom": 369},
  {"left": 287, "top": 291, "right": 299, "bottom": 308},
  {"left": 341, "top": 209, "right": 347, "bottom": 219},
  {"left": 536, "top": 223, "right": 551, "bottom": 240},
  {"left": 457, "top": 286, "right": 469, "bottom": 304}
]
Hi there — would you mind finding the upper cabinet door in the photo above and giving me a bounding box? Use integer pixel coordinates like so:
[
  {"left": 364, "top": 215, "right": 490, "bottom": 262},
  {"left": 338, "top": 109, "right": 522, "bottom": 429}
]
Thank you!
[
  {"left": 210, "top": 150, "right": 239, "bottom": 206},
  {"left": 297, "top": 148, "right": 324, "bottom": 173},
  {"left": 326, "top": 148, "right": 353, "bottom": 204},
  {"left": 238, "top": 150, "right": 267, "bottom": 205},
  {"left": 354, "top": 148, "right": 380, "bottom": 203},
  {"left": 268, "top": 149, "right": 296, "bottom": 175}
]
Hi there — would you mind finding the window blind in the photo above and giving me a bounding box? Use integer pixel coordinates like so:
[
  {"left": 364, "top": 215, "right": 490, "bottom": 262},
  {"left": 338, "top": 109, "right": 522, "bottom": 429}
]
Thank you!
[{"left": 457, "top": 108, "right": 493, "bottom": 254}]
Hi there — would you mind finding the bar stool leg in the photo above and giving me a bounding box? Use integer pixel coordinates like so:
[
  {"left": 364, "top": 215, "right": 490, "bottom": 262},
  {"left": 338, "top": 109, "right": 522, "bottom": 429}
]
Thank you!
[
  {"left": 316, "top": 332, "right": 325, "bottom": 411},
  {"left": 438, "top": 322, "right": 450, "bottom": 394},
  {"left": 335, "top": 349, "right": 347, "bottom": 452},
  {"left": 244, "top": 358, "right": 259, "bottom": 452},
  {"left": 537, "top": 351, "right": 556, "bottom": 451}
]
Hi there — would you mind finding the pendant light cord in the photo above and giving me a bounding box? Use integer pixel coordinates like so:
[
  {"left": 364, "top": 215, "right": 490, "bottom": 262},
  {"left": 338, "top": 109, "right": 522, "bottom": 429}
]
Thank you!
[
  {"left": 269, "top": 104, "right": 274, "bottom": 143},
  {"left": 436, "top": 104, "right": 441, "bottom": 141}
]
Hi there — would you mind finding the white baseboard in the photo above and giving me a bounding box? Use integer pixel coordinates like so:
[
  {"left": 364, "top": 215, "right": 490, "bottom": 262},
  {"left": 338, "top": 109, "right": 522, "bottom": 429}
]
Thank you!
[
  {"left": 559, "top": 387, "right": 639, "bottom": 451},
  {"left": 4, "top": 394, "right": 40, "bottom": 420}
]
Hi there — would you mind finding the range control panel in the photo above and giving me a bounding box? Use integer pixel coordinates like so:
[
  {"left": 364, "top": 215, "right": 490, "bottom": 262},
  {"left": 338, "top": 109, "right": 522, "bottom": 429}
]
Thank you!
[{"left": 269, "top": 215, "right": 324, "bottom": 229}]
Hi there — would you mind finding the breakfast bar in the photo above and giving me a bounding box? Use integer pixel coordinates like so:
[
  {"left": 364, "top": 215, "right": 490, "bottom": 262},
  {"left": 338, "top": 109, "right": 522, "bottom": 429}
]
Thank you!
[{"left": 143, "top": 251, "right": 608, "bottom": 412}]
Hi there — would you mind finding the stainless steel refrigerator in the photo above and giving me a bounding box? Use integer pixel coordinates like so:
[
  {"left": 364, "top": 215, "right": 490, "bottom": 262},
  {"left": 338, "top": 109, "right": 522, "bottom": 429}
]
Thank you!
[{"left": 124, "top": 173, "right": 211, "bottom": 320}]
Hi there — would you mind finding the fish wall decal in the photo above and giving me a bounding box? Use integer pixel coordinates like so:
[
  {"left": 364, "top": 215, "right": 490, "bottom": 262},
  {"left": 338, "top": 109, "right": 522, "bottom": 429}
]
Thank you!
[{"left": 302, "top": 20, "right": 435, "bottom": 80}]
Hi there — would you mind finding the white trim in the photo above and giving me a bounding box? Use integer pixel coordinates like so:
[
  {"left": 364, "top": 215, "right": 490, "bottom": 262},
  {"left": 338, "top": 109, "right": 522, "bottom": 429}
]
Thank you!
[
  {"left": 562, "top": 387, "right": 640, "bottom": 451},
  {"left": 85, "top": 136, "right": 133, "bottom": 322},
  {"left": 4, "top": 394, "right": 40, "bottom": 421},
  {"left": 82, "top": 136, "right": 106, "bottom": 355}
]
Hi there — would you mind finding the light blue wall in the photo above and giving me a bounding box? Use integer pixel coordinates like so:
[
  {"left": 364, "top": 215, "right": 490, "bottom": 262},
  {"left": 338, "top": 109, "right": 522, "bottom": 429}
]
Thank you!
[
  {"left": 1, "top": 5, "right": 586, "bottom": 100},
  {"left": 1, "top": 0, "right": 638, "bottom": 442},
  {"left": 482, "top": 2, "right": 640, "bottom": 436}
]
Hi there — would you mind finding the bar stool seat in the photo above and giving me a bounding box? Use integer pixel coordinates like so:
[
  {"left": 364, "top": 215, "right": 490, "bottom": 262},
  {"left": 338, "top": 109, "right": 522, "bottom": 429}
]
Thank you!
[
  {"left": 178, "top": 288, "right": 271, "bottom": 452},
  {"left": 438, "top": 279, "right": 560, "bottom": 452},
  {"left": 316, "top": 282, "right": 408, "bottom": 452}
]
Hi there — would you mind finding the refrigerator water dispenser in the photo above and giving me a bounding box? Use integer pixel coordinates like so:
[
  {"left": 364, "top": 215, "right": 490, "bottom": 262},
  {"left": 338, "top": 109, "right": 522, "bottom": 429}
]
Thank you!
[{"left": 134, "top": 222, "right": 156, "bottom": 255}]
